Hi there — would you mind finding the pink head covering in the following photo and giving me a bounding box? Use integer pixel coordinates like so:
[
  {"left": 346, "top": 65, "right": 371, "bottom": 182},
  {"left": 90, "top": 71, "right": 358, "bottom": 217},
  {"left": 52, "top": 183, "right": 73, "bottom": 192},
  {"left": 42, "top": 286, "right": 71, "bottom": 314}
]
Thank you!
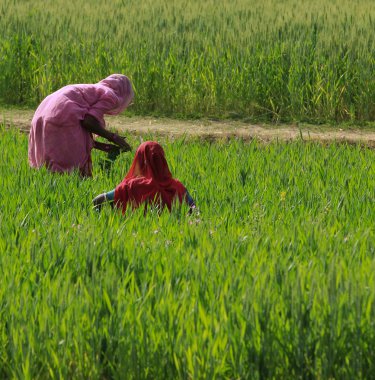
[{"left": 98, "top": 74, "right": 134, "bottom": 115}]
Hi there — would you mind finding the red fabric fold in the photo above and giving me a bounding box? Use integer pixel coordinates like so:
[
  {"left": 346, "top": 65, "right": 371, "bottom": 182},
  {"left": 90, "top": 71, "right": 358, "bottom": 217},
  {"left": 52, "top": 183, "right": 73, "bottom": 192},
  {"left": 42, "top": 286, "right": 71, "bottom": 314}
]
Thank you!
[{"left": 114, "top": 142, "right": 187, "bottom": 212}]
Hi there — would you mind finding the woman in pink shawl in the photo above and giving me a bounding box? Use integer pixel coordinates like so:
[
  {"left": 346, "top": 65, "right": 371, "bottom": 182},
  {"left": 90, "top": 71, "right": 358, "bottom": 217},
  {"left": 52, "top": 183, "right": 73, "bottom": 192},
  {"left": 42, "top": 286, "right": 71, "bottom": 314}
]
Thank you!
[{"left": 28, "top": 74, "right": 134, "bottom": 176}]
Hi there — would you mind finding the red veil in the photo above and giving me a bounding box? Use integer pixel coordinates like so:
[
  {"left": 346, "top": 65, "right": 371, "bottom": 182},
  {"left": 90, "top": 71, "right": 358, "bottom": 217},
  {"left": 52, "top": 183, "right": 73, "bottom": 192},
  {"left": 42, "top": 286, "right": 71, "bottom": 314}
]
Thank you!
[{"left": 114, "top": 142, "right": 187, "bottom": 212}]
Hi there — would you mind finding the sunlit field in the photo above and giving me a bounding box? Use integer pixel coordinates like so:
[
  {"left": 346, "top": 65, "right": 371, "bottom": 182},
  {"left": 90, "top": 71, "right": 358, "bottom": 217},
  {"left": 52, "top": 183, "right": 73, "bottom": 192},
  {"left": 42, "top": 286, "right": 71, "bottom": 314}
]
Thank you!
[
  {"left": 1, "top": 126, "right": 374, "bottom": 378},
  {"left": 1, "top": 0, "right": 375, "bottom": 378},
  {"left": 1, "top": 0, "right": 375, "bottom": 122}
]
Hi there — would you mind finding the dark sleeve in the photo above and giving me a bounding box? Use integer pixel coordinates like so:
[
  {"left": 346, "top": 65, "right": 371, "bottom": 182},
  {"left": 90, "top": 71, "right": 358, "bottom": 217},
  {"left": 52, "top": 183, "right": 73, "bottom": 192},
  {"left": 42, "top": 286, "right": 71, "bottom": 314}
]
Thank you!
[
  {"left": 106, "top": 189, "right": 115, "bottom": 201},
  {"left": 92, "top": 189, "right": 115, "bottom": 211},
  {"left": 185, "top": 189, "right": 196, "bottom": 208}
]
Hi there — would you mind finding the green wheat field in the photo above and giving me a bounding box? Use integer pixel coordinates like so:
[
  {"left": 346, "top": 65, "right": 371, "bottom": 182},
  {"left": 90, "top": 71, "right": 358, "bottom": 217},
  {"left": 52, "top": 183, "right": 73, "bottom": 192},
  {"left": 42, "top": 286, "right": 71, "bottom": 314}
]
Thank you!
[
  {"left": 1, "top": 0, "right": 375, "bottom": 378},
  {"left": 0, "top": 127, "right": 374, "bottom": 378},
  {"left": 1, "top": 0, "right": 375, "bottom": 122}
]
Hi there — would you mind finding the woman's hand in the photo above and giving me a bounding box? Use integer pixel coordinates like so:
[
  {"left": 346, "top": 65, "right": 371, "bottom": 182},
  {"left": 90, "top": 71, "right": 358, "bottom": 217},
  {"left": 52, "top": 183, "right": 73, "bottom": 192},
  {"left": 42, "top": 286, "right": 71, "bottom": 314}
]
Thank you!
[
  {"left": 93, "top": 141, "right": 125, "bottom": 156},
  {"left": 107, "top": 145, "right": 121, "bottom": 161},
  {"left": 92, "top": 193, "right": 107, "bottom": 211},
  {"left": 93, "top": 140, "right": 113, "bottom": 152},
  {"left": 110, "top": 133, "right": 132, "bottom": 151}
]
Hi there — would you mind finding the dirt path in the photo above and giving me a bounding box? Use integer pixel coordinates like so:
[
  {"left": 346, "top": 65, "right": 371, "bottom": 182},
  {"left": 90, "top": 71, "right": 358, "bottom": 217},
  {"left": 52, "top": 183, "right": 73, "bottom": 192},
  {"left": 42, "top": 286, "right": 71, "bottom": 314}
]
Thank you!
[{"left": 2, "top": 108, "right": 375, "bottom": 147}]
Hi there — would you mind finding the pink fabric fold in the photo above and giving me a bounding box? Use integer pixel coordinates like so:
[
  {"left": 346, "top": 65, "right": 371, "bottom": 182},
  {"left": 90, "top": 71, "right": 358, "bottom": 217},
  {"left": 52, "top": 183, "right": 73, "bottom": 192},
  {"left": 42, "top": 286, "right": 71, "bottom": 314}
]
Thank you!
[{"left": 28, "top": 74, "right": 134, "bottom": 175}]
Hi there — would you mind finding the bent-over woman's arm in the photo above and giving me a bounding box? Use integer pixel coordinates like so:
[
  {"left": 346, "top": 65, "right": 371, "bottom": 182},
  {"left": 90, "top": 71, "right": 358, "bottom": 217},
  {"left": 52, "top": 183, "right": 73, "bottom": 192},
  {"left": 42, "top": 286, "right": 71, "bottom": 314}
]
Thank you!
[{"left": 81, "top": 114, "right": 131, "bottom": 151}]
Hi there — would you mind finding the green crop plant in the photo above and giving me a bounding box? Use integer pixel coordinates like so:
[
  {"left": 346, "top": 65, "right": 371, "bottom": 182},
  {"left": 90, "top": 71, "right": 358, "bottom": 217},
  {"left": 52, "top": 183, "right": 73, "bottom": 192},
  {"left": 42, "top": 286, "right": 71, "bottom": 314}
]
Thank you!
[
  {"left": 0, "top": 125, "right": 374, "bottom": 378},
  {"left": 0, "top": 0, "right": 375, "bottom": 123}
]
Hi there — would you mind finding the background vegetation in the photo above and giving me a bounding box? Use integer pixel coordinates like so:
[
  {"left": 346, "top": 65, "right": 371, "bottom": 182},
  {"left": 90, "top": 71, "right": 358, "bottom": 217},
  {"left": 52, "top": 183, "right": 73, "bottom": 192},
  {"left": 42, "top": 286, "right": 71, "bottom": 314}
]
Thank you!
[
  {"left": 1, "top": 1, "right": 375, "bottom": 377},
  {"left": 0, "top": 0, "right": 375, "bottom": 122},
  {"left": 1, "top": 126, "right": 374, "bottom": 378}
]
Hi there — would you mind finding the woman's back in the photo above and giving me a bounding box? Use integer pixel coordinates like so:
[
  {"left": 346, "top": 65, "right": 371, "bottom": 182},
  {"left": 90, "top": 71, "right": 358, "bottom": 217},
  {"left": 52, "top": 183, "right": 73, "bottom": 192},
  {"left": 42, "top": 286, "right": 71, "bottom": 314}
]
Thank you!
[{"left": 115, "top": 175, "right": 187, "bottom": 212}]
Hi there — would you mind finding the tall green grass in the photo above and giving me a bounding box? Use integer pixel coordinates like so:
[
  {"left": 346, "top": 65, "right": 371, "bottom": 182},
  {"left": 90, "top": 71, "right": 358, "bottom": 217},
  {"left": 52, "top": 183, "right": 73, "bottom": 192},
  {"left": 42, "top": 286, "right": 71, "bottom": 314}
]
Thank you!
[
  {"left": 0, "top": 126, "right": 374, "bottom": 378},
  {"left": 0, "top": 0, "right": 375, "bottom": 122}
]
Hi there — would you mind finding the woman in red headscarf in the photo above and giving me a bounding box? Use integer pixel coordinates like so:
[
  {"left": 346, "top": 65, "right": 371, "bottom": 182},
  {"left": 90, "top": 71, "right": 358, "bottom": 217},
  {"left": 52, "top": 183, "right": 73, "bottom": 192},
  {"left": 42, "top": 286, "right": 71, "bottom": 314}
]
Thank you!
[{"left": 93, "top": 141, "right": 195, "bottom": 213}]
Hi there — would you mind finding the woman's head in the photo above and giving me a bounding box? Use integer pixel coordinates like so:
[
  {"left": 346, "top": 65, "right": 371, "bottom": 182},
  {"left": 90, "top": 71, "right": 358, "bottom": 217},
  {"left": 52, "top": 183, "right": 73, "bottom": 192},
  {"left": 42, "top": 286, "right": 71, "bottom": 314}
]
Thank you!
[
  {"left": 99, "top": 74, "right": 134, "bottom": 114},
  {"left": 126, "top": 141, "right": 172, "bottom": 183}
]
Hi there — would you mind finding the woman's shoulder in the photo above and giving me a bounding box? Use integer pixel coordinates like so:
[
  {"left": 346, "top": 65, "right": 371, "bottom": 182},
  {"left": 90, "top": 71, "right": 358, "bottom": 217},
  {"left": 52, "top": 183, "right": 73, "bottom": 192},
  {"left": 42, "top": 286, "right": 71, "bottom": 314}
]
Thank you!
[
  {"left": 117, "top": 176, "right": 152, "bottom": 189},
  {"left": 171, "top": 178, "right": 187, "bottom": 192},
  {"left": 117, "top": 176, "right": 185, "bottom": 191}
]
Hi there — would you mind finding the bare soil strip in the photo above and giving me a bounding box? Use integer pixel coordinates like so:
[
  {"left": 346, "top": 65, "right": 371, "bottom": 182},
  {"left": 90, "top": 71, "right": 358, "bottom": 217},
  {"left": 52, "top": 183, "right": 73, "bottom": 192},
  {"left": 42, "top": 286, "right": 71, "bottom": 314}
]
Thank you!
[{"left": 2, "top": 108, "right": 375, "bottom": 147}]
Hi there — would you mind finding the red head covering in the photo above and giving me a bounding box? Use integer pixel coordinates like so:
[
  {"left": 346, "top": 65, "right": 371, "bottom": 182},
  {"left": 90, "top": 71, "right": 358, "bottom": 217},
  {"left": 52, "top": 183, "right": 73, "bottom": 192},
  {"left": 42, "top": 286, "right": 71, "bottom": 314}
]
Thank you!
[{"left": 114, "top": 141, "right": 187, "bottom": 212}]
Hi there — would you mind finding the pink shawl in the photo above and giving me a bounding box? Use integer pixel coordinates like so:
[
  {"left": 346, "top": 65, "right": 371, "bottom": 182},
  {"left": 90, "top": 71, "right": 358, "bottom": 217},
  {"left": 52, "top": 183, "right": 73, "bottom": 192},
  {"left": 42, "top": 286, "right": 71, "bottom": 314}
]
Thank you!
[{"left": 28, "top": 74, "right": 134, "bottom": 175}]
